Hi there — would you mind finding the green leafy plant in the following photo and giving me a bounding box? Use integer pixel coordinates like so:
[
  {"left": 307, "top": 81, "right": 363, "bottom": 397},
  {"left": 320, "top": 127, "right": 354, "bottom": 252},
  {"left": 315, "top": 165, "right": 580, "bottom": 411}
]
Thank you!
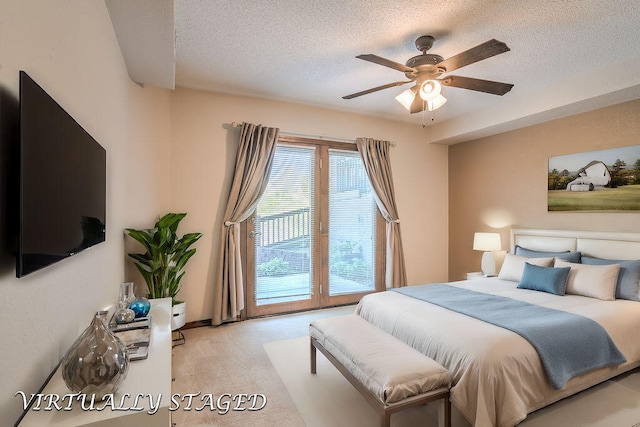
[
  {"left": 257, "top": 257, "right": 290, "bottom": 277},
  {"left": 331, "top": 258, "right": 371, "bottom": 283},
  {"left": 126, "top": 213, "right": 203, "bottom": 305}
]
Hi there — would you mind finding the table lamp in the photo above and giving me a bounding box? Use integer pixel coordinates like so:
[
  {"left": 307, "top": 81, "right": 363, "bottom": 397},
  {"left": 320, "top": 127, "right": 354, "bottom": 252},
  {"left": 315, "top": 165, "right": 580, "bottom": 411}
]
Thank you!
[{"left": 473, "top": 232, "right": 502, "bottom": 276}]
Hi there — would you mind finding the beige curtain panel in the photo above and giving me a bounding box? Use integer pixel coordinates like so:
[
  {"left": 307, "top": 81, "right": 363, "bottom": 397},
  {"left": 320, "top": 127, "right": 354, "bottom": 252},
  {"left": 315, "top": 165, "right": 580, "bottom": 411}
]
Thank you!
[
  {"left": 213, "top": 123, "right": 280, "bottom": 326},
  {"left": 356, "top": 137, "right": 407, "bottom": 288}
]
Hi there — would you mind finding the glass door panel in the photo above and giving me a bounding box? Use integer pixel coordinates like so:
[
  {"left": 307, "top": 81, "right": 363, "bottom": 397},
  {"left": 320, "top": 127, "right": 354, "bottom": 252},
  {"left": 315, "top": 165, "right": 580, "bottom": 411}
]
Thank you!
[
  {"left": 327, "top": 149, "right": 377, "bottom": 297},
  {"left": 252, "top": 145, "right": 317, "bottom": 309},
  {"left": 245, "top": 139, "right": 384, "bottom": 318}
]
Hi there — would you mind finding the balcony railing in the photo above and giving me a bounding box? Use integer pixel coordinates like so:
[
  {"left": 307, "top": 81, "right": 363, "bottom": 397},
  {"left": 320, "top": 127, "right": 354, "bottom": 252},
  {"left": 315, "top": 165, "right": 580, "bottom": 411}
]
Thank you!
[{"left": 254, "top": 207, "right": 310, "bottom": 247}]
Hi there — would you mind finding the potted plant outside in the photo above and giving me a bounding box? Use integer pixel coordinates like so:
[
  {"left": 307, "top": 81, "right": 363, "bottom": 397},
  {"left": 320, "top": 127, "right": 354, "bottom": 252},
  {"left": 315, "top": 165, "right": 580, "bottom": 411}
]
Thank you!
[{"left": 126, "top": 213, "right": 203, "bottom": 330}]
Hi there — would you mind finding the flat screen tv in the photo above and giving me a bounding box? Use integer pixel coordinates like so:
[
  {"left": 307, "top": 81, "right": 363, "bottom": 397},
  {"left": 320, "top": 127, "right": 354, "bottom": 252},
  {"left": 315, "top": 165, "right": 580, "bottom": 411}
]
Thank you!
[{"left": 18, "top": 71, "right": 106, "bottom": 277}]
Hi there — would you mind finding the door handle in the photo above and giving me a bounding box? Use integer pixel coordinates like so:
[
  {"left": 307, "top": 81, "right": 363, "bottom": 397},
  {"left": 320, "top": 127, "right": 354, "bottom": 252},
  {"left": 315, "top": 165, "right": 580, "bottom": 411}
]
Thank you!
[{"left": 249, "top": 231, "right": 261, "bottom": 238}]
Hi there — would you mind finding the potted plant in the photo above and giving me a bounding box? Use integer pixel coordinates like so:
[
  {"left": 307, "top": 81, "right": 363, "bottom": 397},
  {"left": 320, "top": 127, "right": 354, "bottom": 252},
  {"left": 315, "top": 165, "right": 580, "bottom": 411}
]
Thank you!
[{"left": 125, "top": 213, "right": 203, "bottom": 330}]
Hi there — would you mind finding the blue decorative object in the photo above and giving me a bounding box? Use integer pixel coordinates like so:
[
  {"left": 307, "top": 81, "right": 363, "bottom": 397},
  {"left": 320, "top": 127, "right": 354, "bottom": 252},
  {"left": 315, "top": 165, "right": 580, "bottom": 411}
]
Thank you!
[{"left": 129, "top": 296, "right": 151, "bottom": 318}]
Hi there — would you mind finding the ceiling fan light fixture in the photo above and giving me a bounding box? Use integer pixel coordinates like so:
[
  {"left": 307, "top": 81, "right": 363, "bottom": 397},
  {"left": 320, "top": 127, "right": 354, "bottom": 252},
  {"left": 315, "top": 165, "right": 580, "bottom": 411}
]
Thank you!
[
  {"left": 427, "top": 93, "right": 447, "bottom": 111},
  {"left": 395, "top": 87, "right": 417, "bottom": 111},
  {"left": 343, "top": 36, "right": 513, "bottom": 118},
  {"left": 419, "top": 80, "right": 441, "bottom": 101}
]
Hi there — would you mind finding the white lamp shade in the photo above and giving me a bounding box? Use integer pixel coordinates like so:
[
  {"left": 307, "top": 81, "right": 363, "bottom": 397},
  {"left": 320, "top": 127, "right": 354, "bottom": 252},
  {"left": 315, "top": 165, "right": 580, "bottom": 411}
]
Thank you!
[
  {"left": 395, "top": 88, "right": 416, "bottom": 111},
  {"left": 419, "top": 80, "right": 442, "bottom": 101},
  {"left": 396, "top": 83, "right": 446, "bottom": 112},
  {"left": 473, "top": 232, "right": 502, "bottom": 251},
  {"left": 427, "top": 94, "right": 447, "bottom": 111}
]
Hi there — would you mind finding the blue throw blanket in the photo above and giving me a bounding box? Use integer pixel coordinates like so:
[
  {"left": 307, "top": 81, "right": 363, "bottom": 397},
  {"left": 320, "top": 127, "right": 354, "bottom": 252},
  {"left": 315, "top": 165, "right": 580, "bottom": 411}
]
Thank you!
[{"left": 393, "top": 284, "right": 626, "bottom": 389}]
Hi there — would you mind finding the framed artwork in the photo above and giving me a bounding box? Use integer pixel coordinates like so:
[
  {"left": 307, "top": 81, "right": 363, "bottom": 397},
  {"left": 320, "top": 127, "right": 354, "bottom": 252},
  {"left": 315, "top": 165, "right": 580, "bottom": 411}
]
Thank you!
[{"left": 548, "top": 145, "right": 640, "bottom": 211}]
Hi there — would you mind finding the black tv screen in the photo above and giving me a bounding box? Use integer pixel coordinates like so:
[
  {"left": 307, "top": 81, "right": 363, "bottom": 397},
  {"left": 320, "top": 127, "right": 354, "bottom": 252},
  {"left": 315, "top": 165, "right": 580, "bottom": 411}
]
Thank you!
[{"left": 18, "top": 71, "right": 106, "bottom": 277}]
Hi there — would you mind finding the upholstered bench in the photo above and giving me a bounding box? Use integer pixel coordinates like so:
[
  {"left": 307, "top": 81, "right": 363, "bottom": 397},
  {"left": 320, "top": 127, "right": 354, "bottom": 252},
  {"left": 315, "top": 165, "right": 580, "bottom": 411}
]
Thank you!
[{"left": 310, "top": 314, "right": 451, "bottom": 427}]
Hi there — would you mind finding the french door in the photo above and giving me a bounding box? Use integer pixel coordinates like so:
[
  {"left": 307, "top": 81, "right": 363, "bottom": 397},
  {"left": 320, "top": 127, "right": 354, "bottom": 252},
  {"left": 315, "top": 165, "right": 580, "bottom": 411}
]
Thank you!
[{"left": 244, "top": 137, "right": 385, "bottom": 317}]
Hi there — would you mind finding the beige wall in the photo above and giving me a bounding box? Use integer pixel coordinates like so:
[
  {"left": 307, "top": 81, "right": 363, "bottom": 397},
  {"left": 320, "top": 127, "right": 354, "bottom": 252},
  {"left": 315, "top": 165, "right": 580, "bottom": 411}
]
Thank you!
[
  {"left": 168, "top": 89, "right": 450, "bottom": 322},
  {"left": 449, "top": 98, "right": 640, "bottom": 281},
  {"left": 0, "top": 1, "right": 170, "bottom": 425}
]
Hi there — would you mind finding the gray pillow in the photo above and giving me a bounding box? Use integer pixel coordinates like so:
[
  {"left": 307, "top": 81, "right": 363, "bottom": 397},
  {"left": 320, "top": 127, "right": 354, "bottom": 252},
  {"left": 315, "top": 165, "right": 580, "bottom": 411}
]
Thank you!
[
  {"left": 581, "top": 256, "right": 640, "bottom": 301},
  {"left": 515, "top": 245, "right": 581, "bottom": 263}
]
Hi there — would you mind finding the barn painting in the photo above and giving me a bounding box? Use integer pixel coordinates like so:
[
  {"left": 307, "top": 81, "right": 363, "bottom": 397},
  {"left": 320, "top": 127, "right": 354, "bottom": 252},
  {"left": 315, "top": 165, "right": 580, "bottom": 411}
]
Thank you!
[
  {"left": 565, "top": 160, "right": 611, "bottom": 191},
  {"left": 548, "top": 145, "right": 640, "bottom": 211}
]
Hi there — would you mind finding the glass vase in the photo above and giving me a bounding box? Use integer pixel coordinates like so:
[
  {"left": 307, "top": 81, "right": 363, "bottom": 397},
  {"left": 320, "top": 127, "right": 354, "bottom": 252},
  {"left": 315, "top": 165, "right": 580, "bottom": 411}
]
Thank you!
[
  {"left": 118, "top": 282, "right": 135, "bottom": 309},
  {"left": 116, "top": 282, "right": 136, "bottom": 324},
  {"left": 61, "top": 311, "right": 130, "bottom": 399}
]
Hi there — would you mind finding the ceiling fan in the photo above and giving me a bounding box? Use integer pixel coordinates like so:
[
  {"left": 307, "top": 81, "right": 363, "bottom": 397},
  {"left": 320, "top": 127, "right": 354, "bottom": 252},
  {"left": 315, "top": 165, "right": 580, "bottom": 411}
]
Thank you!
[{"left": 343, "top": 35, "right": 514, "bottom": 113}]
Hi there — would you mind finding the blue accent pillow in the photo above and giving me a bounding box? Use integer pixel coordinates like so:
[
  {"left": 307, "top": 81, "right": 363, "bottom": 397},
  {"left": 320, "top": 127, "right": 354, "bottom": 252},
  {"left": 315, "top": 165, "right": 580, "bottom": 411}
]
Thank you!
[
  {"left": 517, "top": 262, "right": 571, "bottom": 296},
  {"left": 515, "top": 245, "right": 581, "bottom": 263},
  {"left": 581, "top": 256, "right": 640, "bottom": 301}
]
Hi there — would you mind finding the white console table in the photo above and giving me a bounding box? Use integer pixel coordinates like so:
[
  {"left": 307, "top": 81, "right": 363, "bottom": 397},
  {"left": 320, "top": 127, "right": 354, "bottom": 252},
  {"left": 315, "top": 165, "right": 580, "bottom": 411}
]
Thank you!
[{"left": 17, "top": 298, "right": 173, "bottom": 427}]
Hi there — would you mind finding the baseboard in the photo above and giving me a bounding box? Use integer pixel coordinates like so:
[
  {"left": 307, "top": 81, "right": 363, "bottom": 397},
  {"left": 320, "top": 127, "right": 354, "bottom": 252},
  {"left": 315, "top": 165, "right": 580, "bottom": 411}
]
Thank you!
[
  {"left": 182, "top": 303, "right": 358, "bottom": 330},
  {"left": 182, "top": 319, "right": 212, "bottom": 329}
]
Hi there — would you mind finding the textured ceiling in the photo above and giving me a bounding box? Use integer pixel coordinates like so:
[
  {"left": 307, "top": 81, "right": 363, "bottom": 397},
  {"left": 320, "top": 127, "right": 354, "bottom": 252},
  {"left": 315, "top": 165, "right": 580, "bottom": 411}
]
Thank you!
[{"left": 108, "top": 0, "right": 640, "bottom": 144}]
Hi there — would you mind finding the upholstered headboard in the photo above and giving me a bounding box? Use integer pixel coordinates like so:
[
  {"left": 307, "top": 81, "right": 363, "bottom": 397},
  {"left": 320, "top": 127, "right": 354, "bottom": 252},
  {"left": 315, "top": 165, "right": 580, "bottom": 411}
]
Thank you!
[{"left": 511, "top": 228, "right": 640, "bottom": 260}]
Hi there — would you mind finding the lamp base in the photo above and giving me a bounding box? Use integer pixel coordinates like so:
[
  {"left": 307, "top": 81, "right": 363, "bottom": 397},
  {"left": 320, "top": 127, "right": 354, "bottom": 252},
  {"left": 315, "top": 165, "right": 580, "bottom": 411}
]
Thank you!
[{"left": 481, "top": 251, "right": 497, "bottom": 276}]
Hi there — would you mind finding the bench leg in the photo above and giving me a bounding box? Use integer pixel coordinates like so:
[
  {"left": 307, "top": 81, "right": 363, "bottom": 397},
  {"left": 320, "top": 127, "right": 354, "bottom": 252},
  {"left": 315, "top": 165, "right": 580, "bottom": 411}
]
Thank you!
[
  {"left": 380, "top": 413, "right": 390, "bottom": 427},
  {"left": 445, "top": 394, "right": 451, "bottom": 427},
  {"left": 437, "top": 393, "right": 451, "bottom": 427},
  {"left": 310, "top": 339, "right": 317, "bottom": 374}
]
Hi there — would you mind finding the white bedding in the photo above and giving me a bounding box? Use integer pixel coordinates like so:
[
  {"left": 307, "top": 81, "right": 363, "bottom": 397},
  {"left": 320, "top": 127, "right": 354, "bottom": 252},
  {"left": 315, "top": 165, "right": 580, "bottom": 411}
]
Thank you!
[{"left": 355, "top": 278, "right": 640, "bottom": 427}]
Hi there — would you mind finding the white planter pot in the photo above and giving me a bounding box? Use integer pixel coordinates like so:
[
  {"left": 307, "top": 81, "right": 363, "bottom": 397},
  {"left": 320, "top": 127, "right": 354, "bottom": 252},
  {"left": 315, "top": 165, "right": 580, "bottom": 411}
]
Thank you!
[{"left": 172, "top": 302, "right": 186, "bottom": 331}]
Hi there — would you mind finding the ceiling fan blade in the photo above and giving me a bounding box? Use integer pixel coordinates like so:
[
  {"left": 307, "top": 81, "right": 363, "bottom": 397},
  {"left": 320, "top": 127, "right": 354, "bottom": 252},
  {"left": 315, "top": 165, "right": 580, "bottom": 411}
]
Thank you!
[
  {"left": 342, "top": 81, "right": 411, "bottom": 100},
  {"left": 437, "top": 39, "right": 510, "bottom": 73},
  {"left": 356, "top": 54, "right": 416, "bottom": 73},
  {"left": 441, "top": 75, "right": 514, "bottom": 95}
]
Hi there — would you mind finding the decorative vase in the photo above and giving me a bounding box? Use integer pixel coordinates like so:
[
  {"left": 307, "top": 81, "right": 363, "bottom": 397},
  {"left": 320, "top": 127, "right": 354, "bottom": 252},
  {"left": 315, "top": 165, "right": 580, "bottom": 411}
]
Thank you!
[
  {"left": 129, "top": 296, "right": 151, "bottom": 318},
  {"left": 118, "top": 282, "right": 136, "bottom": 309},
  {"left": 115, "top": 282, "right": 137, "bottom": 323},
  {"left": 61, "top": 311, "right": 129, "bottom": 400}
]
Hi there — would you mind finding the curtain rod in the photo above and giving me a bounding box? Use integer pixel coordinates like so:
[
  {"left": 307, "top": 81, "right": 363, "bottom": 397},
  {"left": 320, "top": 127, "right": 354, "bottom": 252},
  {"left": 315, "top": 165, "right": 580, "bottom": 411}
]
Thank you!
[{"left": 230, "top": 122, "right": 396, "bottom": 147}]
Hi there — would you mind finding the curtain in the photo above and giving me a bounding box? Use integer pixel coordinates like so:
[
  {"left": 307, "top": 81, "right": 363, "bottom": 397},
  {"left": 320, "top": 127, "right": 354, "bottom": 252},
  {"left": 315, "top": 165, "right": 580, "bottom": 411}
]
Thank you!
[
  {"left": 213, "top": 123, "right": 280, "bottom": 325},
  {"left": 356, "top": 137, "right": 407, "bottom": 288}
]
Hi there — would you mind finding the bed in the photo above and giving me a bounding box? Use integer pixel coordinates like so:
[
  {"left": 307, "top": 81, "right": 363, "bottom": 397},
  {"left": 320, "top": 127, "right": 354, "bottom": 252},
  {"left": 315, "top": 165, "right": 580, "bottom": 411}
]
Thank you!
[{"left": 354, "top": 228, "right": 640, "bottom": 427}]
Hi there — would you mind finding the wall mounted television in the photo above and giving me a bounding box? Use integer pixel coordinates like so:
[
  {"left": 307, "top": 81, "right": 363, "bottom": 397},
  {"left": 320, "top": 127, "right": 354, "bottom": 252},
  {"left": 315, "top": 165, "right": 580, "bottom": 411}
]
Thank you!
[{"left": 18, "top": 71, "right": 106, "bottom": 277}]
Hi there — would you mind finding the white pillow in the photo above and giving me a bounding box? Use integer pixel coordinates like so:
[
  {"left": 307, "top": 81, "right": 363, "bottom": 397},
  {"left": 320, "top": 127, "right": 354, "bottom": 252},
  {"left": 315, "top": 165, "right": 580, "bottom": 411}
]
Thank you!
[
  {"left": 554, "top": 259, "right": 620, "bottom": 301},
  {"left": 498, "top": 254, "right": 554, "bottom": 282}
]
